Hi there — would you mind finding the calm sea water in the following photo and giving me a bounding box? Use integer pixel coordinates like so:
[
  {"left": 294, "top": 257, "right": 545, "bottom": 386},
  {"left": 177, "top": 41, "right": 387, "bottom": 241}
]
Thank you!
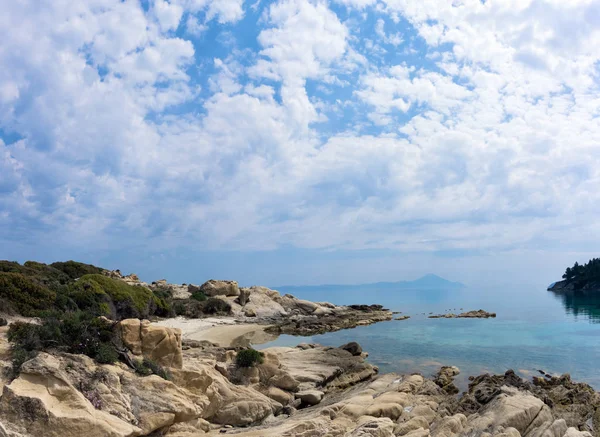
[{"left": 257, "top": 284, "right": 600, "bottom": 390}]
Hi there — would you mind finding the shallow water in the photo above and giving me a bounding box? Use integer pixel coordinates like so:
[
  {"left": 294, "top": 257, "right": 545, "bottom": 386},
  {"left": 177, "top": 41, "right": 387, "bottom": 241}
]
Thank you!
[{"left": 257, "top": 284, "right": 600, "bottom": 390}]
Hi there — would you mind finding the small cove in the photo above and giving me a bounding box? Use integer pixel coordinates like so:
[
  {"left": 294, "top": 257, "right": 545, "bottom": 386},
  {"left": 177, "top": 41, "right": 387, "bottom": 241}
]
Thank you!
[{"left": 257, "top": 284, "right": 600, "bottom": 390}]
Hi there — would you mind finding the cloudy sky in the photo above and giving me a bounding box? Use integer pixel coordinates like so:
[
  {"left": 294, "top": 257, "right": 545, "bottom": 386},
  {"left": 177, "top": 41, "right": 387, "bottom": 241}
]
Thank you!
[{"left": 1, "top": 0, "right": 600, "bottom": 287}]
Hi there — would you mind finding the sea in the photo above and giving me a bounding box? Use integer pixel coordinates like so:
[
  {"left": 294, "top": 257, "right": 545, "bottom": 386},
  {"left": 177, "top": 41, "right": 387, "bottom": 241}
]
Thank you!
[{"left": 256, "top": 282, "right": 600, "bottom": 391}]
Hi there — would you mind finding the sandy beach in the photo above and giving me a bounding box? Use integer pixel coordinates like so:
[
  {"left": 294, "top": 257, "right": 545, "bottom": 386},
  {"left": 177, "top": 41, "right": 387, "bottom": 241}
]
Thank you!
[{"left": 154, "top": 317, "right": 277, "bottom": 347}]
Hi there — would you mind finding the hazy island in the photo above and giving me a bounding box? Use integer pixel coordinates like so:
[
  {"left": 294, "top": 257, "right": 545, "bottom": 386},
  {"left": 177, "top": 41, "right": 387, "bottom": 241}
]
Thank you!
[
  {"left": 548, "top": 258, "right": 600, "bottom": 293},
  {"left": 0, "top": 260, "right": 598, "bottom": 437}
]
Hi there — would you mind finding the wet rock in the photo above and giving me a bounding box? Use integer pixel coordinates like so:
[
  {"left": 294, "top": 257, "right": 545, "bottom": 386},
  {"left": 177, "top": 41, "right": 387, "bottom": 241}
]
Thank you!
[
  {"left": 429, "top": 310, "right": 496, "bottom": 319},
  {"left": 340, "top": 342, "right": 363, "bottom": 356},
  {"left": 434, "top": 366, "right": 460, "bottom": 395}
]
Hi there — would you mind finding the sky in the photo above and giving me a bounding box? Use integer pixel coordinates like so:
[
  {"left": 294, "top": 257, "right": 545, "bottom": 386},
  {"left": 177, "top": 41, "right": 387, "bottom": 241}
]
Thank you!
[{"left": 1, "top": 0, "right": 600, "bottom": 288}]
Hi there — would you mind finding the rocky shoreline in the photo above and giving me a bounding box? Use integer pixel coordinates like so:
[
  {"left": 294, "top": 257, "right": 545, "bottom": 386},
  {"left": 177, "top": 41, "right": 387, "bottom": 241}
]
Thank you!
[{"left": 0, "top": 272, "right": 598, "bottom": 437}]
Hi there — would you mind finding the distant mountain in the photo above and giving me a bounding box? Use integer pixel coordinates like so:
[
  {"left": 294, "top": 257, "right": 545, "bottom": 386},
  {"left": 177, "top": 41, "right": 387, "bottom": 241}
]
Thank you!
[{"left": 276, "top": 274, "right": 466, "bottom": 292}]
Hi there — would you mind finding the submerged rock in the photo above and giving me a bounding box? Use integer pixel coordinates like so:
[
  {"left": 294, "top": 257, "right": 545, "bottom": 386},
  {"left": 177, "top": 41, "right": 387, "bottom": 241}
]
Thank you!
[{"left": 429, "top": 309, "right": 496, "bottom": 319}]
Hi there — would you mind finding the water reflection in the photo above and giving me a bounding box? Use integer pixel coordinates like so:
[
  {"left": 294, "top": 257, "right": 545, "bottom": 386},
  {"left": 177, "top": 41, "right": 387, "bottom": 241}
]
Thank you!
[{"left": 549, "top": 290, "right": 600, "bottom": 323}]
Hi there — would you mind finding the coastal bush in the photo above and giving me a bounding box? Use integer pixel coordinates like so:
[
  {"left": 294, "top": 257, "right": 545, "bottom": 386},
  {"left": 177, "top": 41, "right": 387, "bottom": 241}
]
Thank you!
[
  {"left": 133, "top": 358, "right": 171, "bottom": 380},
  {"left": 0, "top": 317, "right": 7, "bottom": 326},
  {"left": 172, "top": 297, "right": 231, "bottom": 318},
  {"left": 1, "top": 261, "right": 70, "bottom": 292},
  {"left": 203, "top": 298, "right": 231, "bottom": 314},
  {"left": 6, "top": 312, "right": 119, "bottom": 375},
  {"left": 50, "top": 261, "right": 104, "bottom": 280},
  {"left": 236, "top": 348, "right": 264, "bottom": 368},
  {"left": 69, "top": 274, "right": 159, "bottom": 319},
  {"left": 0, "top": 273, "right": 57, "bottom": 316},
  {"left": 191, "top": 290, "right": 207, "bottom": 302}
]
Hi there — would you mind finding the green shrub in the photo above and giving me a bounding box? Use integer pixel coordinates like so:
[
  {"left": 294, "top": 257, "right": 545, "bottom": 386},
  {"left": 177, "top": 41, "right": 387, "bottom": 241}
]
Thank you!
[
  {"left": 0, "top": 273, "right": 57, "bottom": 317},
  {"left": 236, "top": 348, "right": 264, "bottom": 368},
  {"left": 9, "top": 347, "right": 38, "bottom": 379},
  {"left": 203, "top": 298, "right": 231, "bottom": 314},
  {"left": 69, "top": 274, "right": 156, "bottom": 319},
  {"left": 173, "top": 301, "right": 187, "bottom": 316},
  {"left": 134, "top": 358, "right": 171, "bottom": 380},
  {"left": 95, "top": 343, "right": 118, "bottom": 364},
  {"left": 0, "top": 317, "right": 7, "bottom": 326},
  {"left": 49, "top": 261, "right": 104, "bottom": 280},
  {"left": 7, "top": 312, "right": 119, "bottom": 374},
  {"left": 191, "top": 290, "right": 207, "bottom": 302},
  {"left": 2, "top": 261, "right": 71, "bottom": 295}
]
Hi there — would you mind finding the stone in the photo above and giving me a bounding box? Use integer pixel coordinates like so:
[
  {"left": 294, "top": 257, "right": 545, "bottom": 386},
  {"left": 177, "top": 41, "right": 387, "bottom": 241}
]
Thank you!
[
  {"left": 350, "top": 417, "right": 395, "bottom": 437},
  {"left": 527, "top": 419, "right": 567, "bottom": 437},
  {"left": 398, "top": 375, "right": 424, "bottom": 393},
  {"left": 270, "top": 372, "right": 300, "bottom": 392},
  {"left": 140, "top": 320, "right": 183, "bottom": 368},
  {"left": 118, "top": 319, "right": 183, "bottom": 368},
  {"left": 200, "top": 367, "right": 280, "bottom": 426},
  {"left": 118, "top": 318, "right": 143, "bottom": 355},
  {"left": 296, "top": 390, "right": 324, "bottom": 406},
  {"left": 364, "top": 402, "right": 404, "bottom": 420},
  {"left": 562, "top": 428, "right": 592, "bottom": 437},
  {"left": 263, "top": 386, "right": 294, "bottom": 405},
  {"left": 430, "top": 414, "right": 467, "bottom": 437},
  {"left": 199, "top": 280, "right": 240, "bottom": 297},
  {"left": 0, "top": 353, "right": 141, "bottom": 437},
  {"left": 340, "top": 342, "right": 363, "bottom": 356},
  {"left": 395, "top": 417, "right": 430, "bottom": 436},
  {"left": 466, "top": 390, "right": 553, "bottom": 435},
  {"left": 242, "top": 287, "right": 288, "bottom": 318},
  {"left": 237, "top": 287, "right": 251, "bottom": 306},
  {"left": 165, "top": 418, "right": 211, "bottom": 436},
  {"left": 434, "top": 366, "right": 460, "bottom": 394}
]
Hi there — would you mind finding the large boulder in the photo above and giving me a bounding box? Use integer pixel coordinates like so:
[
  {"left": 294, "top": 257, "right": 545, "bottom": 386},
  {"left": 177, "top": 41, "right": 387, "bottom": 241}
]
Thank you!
[
  {"left": 0, "top": 353, "right": 141, "bottom": 437},
  {"left": 173, "top": 362, "right": 280, "bottom": 426},
  {"left": 296, "top": 390, "right": 324, "bottom": 406},
  {"left": 118, "top": 319, "right": 183, "bottom": 369},
  {"left": 199, "top": 280, "right": 240, "bottom": 297},
  {"left": 240, "top": 287, "right": 288, "bottom": 318},
  {"left": 466, "top": 388, "right": 553, "bottom": 435},
  {"left": 340, "top": 342, "right": 363, "bottom": 356}
]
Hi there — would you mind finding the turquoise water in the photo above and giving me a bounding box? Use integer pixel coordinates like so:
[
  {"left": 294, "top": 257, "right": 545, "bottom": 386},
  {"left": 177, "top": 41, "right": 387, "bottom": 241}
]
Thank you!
[{"left": 258, "top": 284, "right": 600, "bottom": 390}]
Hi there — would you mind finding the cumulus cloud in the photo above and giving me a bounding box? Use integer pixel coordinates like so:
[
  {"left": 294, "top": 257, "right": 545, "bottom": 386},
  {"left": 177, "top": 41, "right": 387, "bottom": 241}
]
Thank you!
[{"left": 1, "top": 0, "right": 600, "bottom": 267}]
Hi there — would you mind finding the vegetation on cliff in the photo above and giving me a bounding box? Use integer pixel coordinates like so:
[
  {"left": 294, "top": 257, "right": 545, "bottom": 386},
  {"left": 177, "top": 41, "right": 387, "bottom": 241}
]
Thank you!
[
  {"left": 0, "top": 260, "right": 172, "bottom": 319},
  {"left": 7, "top": 312, "right": 119, "bottom": 377},
  {"left": 552, "top": 258, "right": 600, "bottom": 292}
]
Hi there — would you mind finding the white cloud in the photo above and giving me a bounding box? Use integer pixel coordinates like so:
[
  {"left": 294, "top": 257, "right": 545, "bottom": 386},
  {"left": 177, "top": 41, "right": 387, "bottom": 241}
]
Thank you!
[
  {"left": 375, "top": 18, "right": 404, "bottom": 46},
  {"left": 1, "top": 0, "right": 600, "bottom": 267}
]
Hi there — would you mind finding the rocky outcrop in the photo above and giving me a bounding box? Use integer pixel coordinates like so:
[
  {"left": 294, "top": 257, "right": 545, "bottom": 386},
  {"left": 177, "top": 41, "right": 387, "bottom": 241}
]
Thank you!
[
  {"left": 0, "top": 353, "right": 141, "bottom": 437},
  {"left": 429, "top": 309, "right": 496, "bottom": 319},
  {"left": 434, "top": 366, "right": 460, "bottom": 394},
  {"left": 548, "top": 279, "right": 600, "bottom": 294},
  {"left": 118, "top": 319, "right": 183, "bottom": 368},
  {"left": 199, "top": 280, "right": 240, "bottom": 297},
  {"left": 1, "top": 335, "right": 599, "bottom": 437},
  {"left": 340, "top": 342, "right": 363, "bottom": 356},
  {"left": 266, "top": 303, "right": 393, "bottom": 336}
]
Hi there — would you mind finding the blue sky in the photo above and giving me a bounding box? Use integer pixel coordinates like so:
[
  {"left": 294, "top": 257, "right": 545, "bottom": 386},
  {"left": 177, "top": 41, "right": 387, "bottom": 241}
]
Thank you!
[{"left": 1, "top": 0, "right": 600, "bottom": 287}]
